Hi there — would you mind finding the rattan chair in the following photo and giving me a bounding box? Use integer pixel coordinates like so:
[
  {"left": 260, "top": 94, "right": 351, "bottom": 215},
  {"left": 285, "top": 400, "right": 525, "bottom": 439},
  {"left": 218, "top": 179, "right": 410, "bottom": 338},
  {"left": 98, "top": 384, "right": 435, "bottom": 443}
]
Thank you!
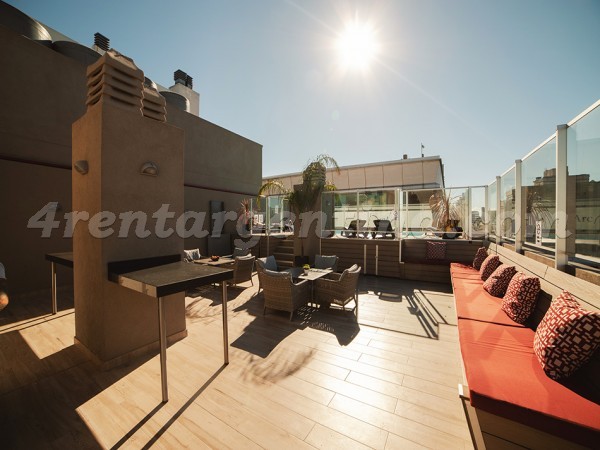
[
  {"left": 261, "top": 269, "right": 310, "bottom": 321},
  {"left": 255, "top": 256, "right": 302, "bottom": 293},
  {"left": 314, "top": 264, "right": 361, "bottom": 315},
  {"left": 314, "top": 255, "right": 339, "bottom": 272},
  {"left": 227, "top": 255, "right": 255, "bottom": 287}
]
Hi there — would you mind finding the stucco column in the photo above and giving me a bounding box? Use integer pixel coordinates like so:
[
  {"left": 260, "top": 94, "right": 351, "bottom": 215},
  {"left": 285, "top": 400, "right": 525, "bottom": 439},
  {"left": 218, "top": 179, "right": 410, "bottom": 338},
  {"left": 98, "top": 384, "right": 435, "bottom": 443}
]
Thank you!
[{"left": 72, "top": 51, "right": 186, "bottom": 367}]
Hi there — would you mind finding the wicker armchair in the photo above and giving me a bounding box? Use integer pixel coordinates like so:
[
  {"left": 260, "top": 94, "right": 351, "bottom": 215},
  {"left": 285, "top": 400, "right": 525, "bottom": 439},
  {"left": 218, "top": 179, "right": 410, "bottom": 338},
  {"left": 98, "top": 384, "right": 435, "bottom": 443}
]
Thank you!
[
  {"left": 227, "top": 255, "right": 255, "bottom": 287},
  {"left": 314, "top": 255, "right": 339, "bottom": 272},
  {"left": 314, "top": 264, "right": 361, "bottom": 314},
  {"left": 261, "top": 269, "right": 310, "bottom": 321},
  {"left": 255, "top": 256, "right": 302, "bottom": 292}
]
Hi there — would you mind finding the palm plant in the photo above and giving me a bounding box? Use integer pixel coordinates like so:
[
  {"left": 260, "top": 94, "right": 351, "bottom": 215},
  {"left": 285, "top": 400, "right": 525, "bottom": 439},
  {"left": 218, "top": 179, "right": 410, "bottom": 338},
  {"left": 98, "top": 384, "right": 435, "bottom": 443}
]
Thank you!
[
  {"left": 258, "top": 154, "right": 340, "bottom": 214},
  {"left": 257, "top": 154, "right": 340, "bottom": 257}
]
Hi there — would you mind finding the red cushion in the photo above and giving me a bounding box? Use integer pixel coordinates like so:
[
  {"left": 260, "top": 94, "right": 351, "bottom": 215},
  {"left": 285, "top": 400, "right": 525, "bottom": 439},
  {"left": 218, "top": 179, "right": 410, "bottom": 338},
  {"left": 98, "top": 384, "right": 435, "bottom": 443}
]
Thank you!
[
  {"left": 458, "top": 319, "right": 600, "bottom": 446},
  {"left": 453, "top": 281, "right": 525, "bottom": 327},
  {"left": 483, "top": 264, "right": 516, "bottom": 297},
  {"left": 479, "top": 255, "right": 501, "bottom": 281},
  {"left": 426, "top": 241, "right": 447, "bottom": 260},
  {"left": 534, "top": 291, "right": 600, "bottom": 380},
  {"left": 501, "top": 272, "right": 541, "bottom": 324},
  {"left": 472, "top": 247, "right": 488, "bottom": 270}
]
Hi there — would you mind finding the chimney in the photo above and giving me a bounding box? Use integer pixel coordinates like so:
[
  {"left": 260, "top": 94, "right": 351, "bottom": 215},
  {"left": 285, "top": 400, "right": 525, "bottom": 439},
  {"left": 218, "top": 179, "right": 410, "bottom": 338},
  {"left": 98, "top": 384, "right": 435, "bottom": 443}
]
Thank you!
[
  {"left": 93, "top": 32, "right": 110, "bottom": 51},
  {"left": 174, "top": 69, "right": 193, "bottom": 88}
]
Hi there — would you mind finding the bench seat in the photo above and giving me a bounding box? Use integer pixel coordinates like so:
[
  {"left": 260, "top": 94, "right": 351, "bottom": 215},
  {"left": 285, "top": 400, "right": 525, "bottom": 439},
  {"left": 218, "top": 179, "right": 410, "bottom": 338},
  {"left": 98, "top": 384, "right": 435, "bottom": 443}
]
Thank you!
[
  {"left": 451, "top": 260, "right": 600, "bottom": 448},
  {"left": 459, "top": 318, "right": 600, "bottom": 447}
]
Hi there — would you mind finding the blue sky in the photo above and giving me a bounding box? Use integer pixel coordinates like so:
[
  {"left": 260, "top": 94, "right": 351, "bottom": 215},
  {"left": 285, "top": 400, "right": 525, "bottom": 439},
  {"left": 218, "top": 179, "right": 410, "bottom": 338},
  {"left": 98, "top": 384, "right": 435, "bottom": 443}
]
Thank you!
[{"left": 8, "top": 0, "right": 600, "bottom": 187}]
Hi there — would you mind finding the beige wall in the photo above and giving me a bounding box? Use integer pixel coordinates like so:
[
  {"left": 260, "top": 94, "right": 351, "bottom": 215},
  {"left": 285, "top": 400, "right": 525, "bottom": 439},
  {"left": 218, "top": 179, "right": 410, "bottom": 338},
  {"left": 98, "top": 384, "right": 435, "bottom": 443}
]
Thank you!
[
  {"left": 0, "top": 25, "right": 262, "bottom": 294},
  {"left": 264, "top": 157, "right": 445, "bottom": 192}
]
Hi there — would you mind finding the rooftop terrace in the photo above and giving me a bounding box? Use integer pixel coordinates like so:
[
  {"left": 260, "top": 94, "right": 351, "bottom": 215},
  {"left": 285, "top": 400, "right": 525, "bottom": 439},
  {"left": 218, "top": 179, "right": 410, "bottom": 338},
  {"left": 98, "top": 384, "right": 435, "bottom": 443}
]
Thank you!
[{"left": 0, "top": 275, "right": 472, "bottom": 449}]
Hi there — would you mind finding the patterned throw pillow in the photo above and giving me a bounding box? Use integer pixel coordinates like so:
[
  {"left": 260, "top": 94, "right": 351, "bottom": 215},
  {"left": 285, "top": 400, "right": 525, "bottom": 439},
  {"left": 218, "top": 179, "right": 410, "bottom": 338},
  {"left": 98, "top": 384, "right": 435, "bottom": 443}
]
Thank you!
[
  {"left": 501, "top": 272, "right": 541, "bottom": 323},
  {"left": 479, "top": 255, "right": 501, "bottom": 281},
  {"left": 483, "top": 264, "right": 517, "bottom": 297},
  {"left": 183, "top": 248, "right": 201, "bottom": 262},
  {"left": 426, "top": 241, "right": 447, "bottom": 260},
  {"left": 472, "top": 247, "right": 488, "bottom": 270},
  {"left": 533, "top": 291, "right": 600, "bottom": 380}
]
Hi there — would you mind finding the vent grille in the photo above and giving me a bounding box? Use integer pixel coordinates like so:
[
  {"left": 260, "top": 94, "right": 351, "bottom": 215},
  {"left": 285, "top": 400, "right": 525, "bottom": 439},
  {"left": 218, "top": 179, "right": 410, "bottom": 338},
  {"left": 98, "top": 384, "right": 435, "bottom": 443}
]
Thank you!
[{"left": 94, "top": 32, "right": 110, "bottom": 51}]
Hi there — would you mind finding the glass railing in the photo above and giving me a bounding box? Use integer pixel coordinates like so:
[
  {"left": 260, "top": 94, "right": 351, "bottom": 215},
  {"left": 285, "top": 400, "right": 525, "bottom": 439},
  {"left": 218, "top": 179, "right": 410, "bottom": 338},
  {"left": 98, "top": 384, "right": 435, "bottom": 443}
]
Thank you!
[
  {"left": 319, "top": 187, "right": 472, "bottom": 240},
  {"left": 487, "top": 180, "right": 497, "bottom": 240},
  {"left": 567, "top": 104, "right": 600, "bottom": 260},
  {"left": 522, "top": 137, "right": 556, "bottom": 250},
  {"left": 249, "top": 195, "right": 292, "bottom": 235},
  {"left": 500, "top": 167, "right": 516, "bottom": 240}
]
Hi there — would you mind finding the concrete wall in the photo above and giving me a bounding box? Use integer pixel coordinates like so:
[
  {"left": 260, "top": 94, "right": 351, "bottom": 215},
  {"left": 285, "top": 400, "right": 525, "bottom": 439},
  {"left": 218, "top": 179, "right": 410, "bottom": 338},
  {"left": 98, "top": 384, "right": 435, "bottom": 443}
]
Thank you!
[{"left": 0, "top": 25, "right": 262, "bottom": 294}]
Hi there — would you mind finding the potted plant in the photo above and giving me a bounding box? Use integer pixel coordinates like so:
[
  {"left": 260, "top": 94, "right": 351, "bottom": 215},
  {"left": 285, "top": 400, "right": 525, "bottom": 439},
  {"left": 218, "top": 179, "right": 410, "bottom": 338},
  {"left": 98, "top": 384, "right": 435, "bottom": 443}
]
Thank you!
[{"left": 303, "top": 264, "right": 310, "bottom": 275}]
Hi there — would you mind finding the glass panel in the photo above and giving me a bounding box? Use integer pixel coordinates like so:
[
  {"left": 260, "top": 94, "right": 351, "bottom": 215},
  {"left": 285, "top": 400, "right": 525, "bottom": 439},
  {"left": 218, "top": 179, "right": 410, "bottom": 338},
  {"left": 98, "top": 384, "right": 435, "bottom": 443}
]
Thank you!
[
  {"left": 500, "top": 168, "right": 516, "bottom": 239},
  {"left": 521, "top": 137, "right": 556, "bottom": 249},
  {"left": 567, "top": 105, "right": 600, "bottom": 260},
  {"left": 357, "top": 190, "right": 397, "bottom": 239},
  {"left": 250, "top": 197, "right": 267, "bottom": 234},
  {"left": 266, "top": 195, "right": 292, "bottom": 234},
  {"left": 487, "top": 181, "right": 497, "bottom": 239},
  {"left": 403, "top": 188, "right": 466, "bottom": 238},
  {"left": 470, "top": 186, "right": 486, "bottom": 239}
]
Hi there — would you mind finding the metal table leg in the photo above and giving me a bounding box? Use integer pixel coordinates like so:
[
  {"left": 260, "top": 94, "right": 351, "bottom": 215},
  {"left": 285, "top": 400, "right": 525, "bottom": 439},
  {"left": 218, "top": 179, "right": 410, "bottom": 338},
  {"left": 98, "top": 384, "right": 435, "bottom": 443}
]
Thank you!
[
  {"left": 222, "top": 282, "right": 229, "bottom": 364},
  {"left": 158, "top": 296, "right": 168, "bottom": 402},
  {"left": 51, "top": 262, "right": 57, "bottom": 315}
]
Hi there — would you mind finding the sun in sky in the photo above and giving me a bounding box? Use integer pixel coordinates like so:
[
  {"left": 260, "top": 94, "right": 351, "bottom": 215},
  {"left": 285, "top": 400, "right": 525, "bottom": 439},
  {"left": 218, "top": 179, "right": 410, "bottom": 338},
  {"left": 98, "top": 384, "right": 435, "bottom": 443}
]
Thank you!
[{"left": 335, "top": 18, "right": 380, "bottom": 73}]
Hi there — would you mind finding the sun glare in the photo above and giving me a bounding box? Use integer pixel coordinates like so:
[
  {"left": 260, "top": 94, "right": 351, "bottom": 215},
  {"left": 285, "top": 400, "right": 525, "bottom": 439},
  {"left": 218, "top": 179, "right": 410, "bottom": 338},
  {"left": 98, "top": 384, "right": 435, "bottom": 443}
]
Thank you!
[{"left": 336, "top": 20, "right": 379, "bottom": 72}]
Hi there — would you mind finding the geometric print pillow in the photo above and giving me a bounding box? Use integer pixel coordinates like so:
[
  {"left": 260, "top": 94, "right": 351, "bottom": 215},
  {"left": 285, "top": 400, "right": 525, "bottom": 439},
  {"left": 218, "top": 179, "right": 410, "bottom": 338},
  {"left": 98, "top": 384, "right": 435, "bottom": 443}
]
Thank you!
[
  {"left": 426, "top": 241, "right": 447, "bottom": 260},
  {"left": 483, "top": 264, "right": 516, "bottom": 297},
  {"left": 479, "top": 255, "right": 501, "bottom": 281},
  {"left": 533, "top": 291, "right": 600, "bottom": 380},
  {"left": 501, "top": 272, "right": 541, "bottom": 323},
  {"left": 472, "top": 247, "right": 488, "bottom": 270}
]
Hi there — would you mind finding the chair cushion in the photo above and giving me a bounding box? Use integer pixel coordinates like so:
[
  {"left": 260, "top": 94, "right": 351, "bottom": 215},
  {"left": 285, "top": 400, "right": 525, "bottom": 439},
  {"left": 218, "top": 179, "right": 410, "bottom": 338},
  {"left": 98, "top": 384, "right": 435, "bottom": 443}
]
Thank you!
[
  {"left": 533, "top": 291, "right": 600, "bottom": 380},
  {"left": 264, "top": 269, "right": 289, "bottom": 279},
  {"left": 426, "top": 241, "right": 447, "bottom": 260},
  {"left": 458, "top": 318, "right": 600, "bottom": 445},
  {"left": 472, "top": 247, "right": 488, "bottom": 270},
  {"left": 232, "top": 247, "right": 249, "bottom": 257},
  {"left": 483, "top": 264, "right": 516, "bottom": 297},
  {"left": 501, "top": 272, "right": 541, "bottom": 324},
  {"left": 315, "top": 255, "right": 337, "bottom": 270},
  {"left": 479, "top": 255, "right": 501, "bottom": 281},
  {"left": 183, "top": 248, "right": 201, "bottom": 262},
  {"left": 264, "top": 255, "right": 278, "bottom": 271}
]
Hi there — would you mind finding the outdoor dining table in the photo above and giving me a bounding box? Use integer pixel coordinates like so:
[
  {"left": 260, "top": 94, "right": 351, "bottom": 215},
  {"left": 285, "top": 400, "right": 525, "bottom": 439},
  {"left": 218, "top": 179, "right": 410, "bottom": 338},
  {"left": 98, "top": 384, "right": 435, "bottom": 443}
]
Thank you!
[
  {"left": 297, "top": 268, "right": 332, "bottom": 303},
  {"left": 194, "top": 257, "right": 235, "bottom": 266},
  {"left": 108, "top": 260, "right": 233, "bottom": 403}
]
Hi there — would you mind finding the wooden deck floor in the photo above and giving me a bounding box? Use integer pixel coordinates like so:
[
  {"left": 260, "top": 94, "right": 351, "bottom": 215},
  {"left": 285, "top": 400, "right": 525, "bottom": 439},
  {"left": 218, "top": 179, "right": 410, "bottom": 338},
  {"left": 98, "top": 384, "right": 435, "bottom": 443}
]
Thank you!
[{"left": 0, "top": 275, "right": 473, "bottom": 449}]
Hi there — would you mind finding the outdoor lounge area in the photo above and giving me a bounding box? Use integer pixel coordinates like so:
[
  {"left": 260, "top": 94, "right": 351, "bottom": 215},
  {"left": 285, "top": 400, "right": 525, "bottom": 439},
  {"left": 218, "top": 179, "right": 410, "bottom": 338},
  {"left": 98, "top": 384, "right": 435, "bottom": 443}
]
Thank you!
[{"left": 1, "top": 274, "right": 470, "bottom": 449}]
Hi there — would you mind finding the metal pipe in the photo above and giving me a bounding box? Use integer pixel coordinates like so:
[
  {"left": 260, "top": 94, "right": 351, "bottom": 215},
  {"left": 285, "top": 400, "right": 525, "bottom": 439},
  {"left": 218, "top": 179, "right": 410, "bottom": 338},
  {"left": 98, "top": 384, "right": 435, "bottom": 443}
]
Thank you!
[
  {"left": 51, "top": 262, "right": 57, "bottom": 315},
  {"left": 222, "top": 282, "right": 229, "bottom": 364},
  {"left": 158, "top": 296, "right": 168, "bottom": 402}
]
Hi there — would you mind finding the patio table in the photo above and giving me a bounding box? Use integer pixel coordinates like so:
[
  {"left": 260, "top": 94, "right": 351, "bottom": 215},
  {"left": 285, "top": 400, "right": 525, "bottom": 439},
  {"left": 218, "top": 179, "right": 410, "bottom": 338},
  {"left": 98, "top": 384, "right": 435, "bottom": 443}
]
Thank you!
[
  {"left": 109, "top": 260, "right": 233, "bottom": 402},
  {"left": 45, "top": 251, "right": 73, "bottom": 315},
  {"left": 297, "top": 268, "right": 332, "bottom": 303}
]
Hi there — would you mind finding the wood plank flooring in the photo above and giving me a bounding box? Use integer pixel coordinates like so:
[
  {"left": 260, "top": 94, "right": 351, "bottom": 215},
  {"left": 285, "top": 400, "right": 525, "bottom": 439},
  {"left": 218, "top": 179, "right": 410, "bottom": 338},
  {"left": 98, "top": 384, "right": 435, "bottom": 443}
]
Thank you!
[{"left": 0, "top": 276, "right": 473, "bottom": 449}]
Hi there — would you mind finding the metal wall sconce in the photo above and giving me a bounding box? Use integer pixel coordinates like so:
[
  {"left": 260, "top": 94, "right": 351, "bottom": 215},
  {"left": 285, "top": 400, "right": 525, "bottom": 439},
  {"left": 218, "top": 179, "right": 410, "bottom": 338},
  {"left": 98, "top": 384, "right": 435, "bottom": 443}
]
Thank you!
[
  {"left": 140, "top": 161, "right": 159, "bottom": 176},
  {"left": 74, "top": 160, "right": 89, "bottom": 175}
]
